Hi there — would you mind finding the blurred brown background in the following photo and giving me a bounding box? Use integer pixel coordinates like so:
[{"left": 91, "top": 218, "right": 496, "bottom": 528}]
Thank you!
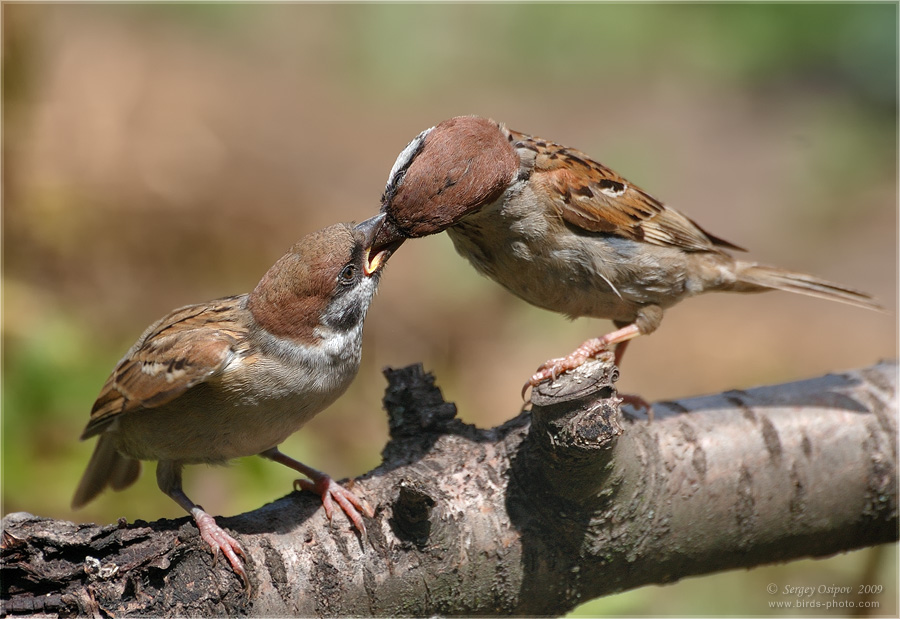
[{"left": 3, "top": 4, "right": 897, "bottom": 615}]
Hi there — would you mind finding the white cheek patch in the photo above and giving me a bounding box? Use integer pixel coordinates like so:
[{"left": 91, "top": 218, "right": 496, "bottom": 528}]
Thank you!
[{"left": 385, "top": 126, "right": 434, "bottom": 195}]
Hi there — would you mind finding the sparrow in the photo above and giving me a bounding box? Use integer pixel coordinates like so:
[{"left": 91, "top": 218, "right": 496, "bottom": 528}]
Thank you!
[
  {"left": 368, "top": 115, "right": 882, "bottom": 394},
  {"left": 71, "top": 216, "right": 395, "bottom": 586}
]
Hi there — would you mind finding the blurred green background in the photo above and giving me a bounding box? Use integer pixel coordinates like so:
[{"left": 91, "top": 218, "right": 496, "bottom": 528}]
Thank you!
[{"left": 3, "top": 3, "right": 897, "bottom": 615}]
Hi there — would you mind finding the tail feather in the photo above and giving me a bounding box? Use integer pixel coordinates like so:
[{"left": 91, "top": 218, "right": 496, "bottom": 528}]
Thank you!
[
  {"left": 72, "top": 436, "right": 141, "bottom": 509},
  {"left": 734, "top": 262, "right": 883, "bottom": 311}
]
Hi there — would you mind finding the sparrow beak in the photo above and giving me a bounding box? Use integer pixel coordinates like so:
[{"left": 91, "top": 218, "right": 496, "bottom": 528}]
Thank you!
[{"left": 355, "top": 213, "right": 405, "bottom": 276}]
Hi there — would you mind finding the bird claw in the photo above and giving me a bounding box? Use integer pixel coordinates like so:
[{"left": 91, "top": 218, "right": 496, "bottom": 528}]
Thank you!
[
  {"left": 522, "top": 340, "right": 618, "bottom": 399},
  {"left": 192, "top": 508, "right": 249, "bottom": 589},
  {"left": 620, "top": 393, "right": 654, "bottom": 422},
  {"left": 523, "top": 352, "right": 596, "bottom": 397},
  {"left": 295, "top": 475, "right": 373, "bottom": 536}
]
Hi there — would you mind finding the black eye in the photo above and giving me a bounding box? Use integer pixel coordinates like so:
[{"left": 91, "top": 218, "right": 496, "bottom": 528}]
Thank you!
[{"left": 339, "top": 264, "right": 357, "bottom": 284}]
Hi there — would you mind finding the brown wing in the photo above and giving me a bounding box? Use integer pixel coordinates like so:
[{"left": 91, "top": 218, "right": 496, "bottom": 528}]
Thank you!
[
  {"left": 508, "top": 129, "right": 744, "bottom": 253},
  {"left": 81, "top": 295, "right": 249, "bottom": 439}
]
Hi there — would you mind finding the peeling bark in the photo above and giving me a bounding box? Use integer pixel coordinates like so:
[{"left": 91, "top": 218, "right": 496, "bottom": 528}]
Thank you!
[{"left": 2, "top": 360, "right": 897, "bottom": 617}]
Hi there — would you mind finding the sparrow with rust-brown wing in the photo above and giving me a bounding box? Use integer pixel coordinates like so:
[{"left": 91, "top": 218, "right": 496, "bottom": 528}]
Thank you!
[
  {"left": 367, "top": 116, "right": 881, "bottom": 393},
  {"left": 72, "top": 216, "right": 395, "bottom": 585}
]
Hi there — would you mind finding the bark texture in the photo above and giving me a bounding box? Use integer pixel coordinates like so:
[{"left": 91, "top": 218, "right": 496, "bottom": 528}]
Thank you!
[{"left": 2, "top": 359, "right": 897, "bottom": 617}]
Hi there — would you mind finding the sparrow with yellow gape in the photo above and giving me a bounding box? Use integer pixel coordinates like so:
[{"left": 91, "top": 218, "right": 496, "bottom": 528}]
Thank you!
[
  {"left": 72, "top": 216, "right": 396, "bottom": 586},
  {"left": 366, "top": 116, "right": 881, "bottom": 396}
]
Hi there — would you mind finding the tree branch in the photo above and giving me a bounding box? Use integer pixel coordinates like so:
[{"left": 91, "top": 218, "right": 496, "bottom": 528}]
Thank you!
[{"left": 2, "top": 360, "right": 896, "bottom": 616}]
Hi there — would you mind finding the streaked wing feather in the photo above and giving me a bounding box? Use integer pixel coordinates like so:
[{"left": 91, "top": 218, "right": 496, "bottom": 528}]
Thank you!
[
  {"left": 81, "top": 295, "right": 248, "bottom": 439},
  {"left": 509, "top": 130, "right": 742, "bottom": 253}
]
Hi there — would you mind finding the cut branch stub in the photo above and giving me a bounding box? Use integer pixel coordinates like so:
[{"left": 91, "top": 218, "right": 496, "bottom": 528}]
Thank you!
[
  {"left": 522, "top": 354, "right": 624, "bottom": 505},
  {"left": 530, "top": 353, "right": 622, "bottom": 451}
]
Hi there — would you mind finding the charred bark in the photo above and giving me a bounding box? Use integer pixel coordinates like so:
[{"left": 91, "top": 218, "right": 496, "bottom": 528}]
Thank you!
[{"left": 2, "top": 359, "right": 896, "bottom": 617}]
